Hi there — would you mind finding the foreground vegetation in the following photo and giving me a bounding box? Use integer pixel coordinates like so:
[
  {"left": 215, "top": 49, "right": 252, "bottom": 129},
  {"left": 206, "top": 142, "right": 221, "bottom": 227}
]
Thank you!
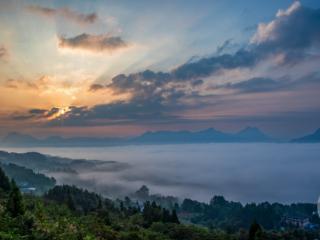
[{"left": 0, "top": 167, "right": 319, "bottom": 240}]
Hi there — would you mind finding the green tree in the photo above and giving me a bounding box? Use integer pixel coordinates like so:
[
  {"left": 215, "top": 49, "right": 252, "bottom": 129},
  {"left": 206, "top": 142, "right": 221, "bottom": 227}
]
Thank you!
[
  {"left": 248, "top": 220, "right": 262, "bottom": 240},
  {"left": 0, "top": 166, "right": 11, "bottom": 193},
  {"left": 171, "top": 209, "right": 180, "bottom": 224},
  {"left": 6, "top": 180, "right": 25, "bottom": 217},
  {"left": 67, "top": 193, "right": 76, "bottom": 211}
]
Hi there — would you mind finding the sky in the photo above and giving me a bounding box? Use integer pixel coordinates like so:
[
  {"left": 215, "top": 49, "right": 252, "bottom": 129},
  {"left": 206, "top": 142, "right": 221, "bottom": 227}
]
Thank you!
[{"left": 0, "top": 0, "right": 320, "bottom": 139}]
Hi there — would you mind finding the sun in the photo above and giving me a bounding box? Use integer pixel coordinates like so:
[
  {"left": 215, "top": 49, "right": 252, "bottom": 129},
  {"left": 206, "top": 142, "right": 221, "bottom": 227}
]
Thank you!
[
  {"left": 58, "top": 107, "right": 69, "bottom": 115},
  {"left": 46, "top": 106, "right": 71, "bottom": 120}
]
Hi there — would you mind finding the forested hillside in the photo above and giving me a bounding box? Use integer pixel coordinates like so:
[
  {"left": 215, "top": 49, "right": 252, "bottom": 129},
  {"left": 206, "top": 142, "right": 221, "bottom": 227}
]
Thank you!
[
  {"left": 0, "top": 162, "right": 56, "bottom": 194},
  {"left": 0, "top": 166, "right": 320, "bottom": 240}
]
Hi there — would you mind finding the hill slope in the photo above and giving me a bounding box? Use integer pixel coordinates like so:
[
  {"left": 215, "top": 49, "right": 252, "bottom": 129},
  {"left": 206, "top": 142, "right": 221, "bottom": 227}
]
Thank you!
[{"left": 292, "top": 129, "right": 320, "bottom": 143}]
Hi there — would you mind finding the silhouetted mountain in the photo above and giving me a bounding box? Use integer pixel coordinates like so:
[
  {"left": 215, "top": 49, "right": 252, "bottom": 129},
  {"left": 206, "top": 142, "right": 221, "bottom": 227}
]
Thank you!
[
  {"left": 2, "top": 132, "right": 40, "bottom": 146},
  {"left": 131, "top": 127, "right": 272, "bottom": 144},
  {"left": 132, "top": 130, "right": 193, "bottom": 143},
  {"left": 292, "top": 128, "right": 320, "bottom": 143},
  {"left": 234, "top": 127, "right": 272, "bottom": 142},
  {"left": 1, "top": 127, "right": 275, "bottom": 147},
  {"left": 131, "top": 128, "right": 233, "bottom": 143},
  {"left": 1, "top": 132, "right": 124, "bottom": 147}
]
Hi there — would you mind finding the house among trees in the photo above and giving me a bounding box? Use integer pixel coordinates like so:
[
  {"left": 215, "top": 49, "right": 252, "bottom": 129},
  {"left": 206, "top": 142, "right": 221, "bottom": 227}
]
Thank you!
[{"left": 283, "top": 216, "right": 310, "bottom": 228}]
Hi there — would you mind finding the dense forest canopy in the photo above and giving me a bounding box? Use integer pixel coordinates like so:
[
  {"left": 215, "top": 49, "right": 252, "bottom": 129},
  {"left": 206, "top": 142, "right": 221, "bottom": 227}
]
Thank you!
[{"left": 0, "top": 166, "right": 320, "bottom": 240}]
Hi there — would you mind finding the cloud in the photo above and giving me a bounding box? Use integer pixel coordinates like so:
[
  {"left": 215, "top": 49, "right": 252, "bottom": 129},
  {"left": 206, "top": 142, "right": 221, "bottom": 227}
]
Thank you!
[
  {"left": 58, "top": 33, "right": 128, "bottom": 53},
  {"left": 29, "top": 109, "right": 47, "bottom": 115},
  {"left": 27, "top": 5, "right": 97, "bottom": 25},
  {"left": 216, "top": 71, "right": 320, "bottom": 94},
  {"left": 11, "top": 69, "right": 200, "bottom": 126},
  {"left": 11, "top": 107, "right": 62, "bottom": 121},
  {"left": 251, "top": 1, "right": 320, "bottom": 62},
  {"left": 172, "top": 2, "right": 320, "bottom": 80},
  {"left": 89, "top": 83, "right": 104, "bottom": 92},
  {"left": 216, "top": 39, "right": 233, "bottom": 55},
  {"left": 221, "top": 77, "right": 288, "bottom": 93},
  {"left": 51, "top": 70, "right": 320, "bottom": 126},
  {"left": 47, "top": 0, "right": 320, "bottom": 126},
  {"left": 172, "top": 49, "right": 258, "bottom": 80},
  {"left": 4, "top": 79, "right": 38, "bottom": 89},
  {"left": 191, "top": 79, "right": 204, "bottom": 86},
  {"left": 30, "top": 69, "right": 199, "bottom": 126},
  {"left": 107, "top": 70, "right": 171, "bottom": 93},
  {"left": 0, "top": 46, "right": 9, "bottom": 60},
  {"left": 9, "top": 2, "right": 320, "bottom": 129},
  {"left": 46, "top": 90, "right": 187, "bottom": 126}
]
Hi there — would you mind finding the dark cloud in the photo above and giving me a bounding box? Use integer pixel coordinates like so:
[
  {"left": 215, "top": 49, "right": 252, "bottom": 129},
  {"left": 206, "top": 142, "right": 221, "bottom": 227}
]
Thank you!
[
  {"left": 47, "top": 89, "right": 189, "bottom": 126},
  {"left": 216, "top": 72, "right": 320, "bottom": 94},
  {"left": 252, "top": 2, "right": 320, "bottom": 53},
  {"left": 27, "top": 5, "right": 97, "bottom": 25},
  {"left": 29, "top": 109, "right": 47, "bottom": 115},
  {"left": 191, "top": 79, "right": 204, "bottom": 86},
  {"left": 221, "top": 77, "right": 288, "bottom": 93},
  {"left": 172, "top": 2, "right": 320, "bottom": 80},
  {"left": 40, "top": 68, "right": 203, "bottom": 126},
  {"left": 173, "top": 49, "right": 258, "bottom": 80},
  {"left": 89, "top": 83, "right": 104, "bottom": 92},
  {"left": 58, "top": 33, "right": 127, "bottom": 53},
  {"left": 11, "top": 107, "right": 61, "bottom": 121},
  {"left": 46, "top": 107, "right": 60, "bottom": 117},
  {"left": 107, "top": 70, "right": 171, "bottom": 93},
  {"left": 216, "top": 39, "right": 233, "bottom": 55},
  {"left": 54, "top": 71, "right": 320, "bottom": 126},
  {"left": 11, "top": 114, "right": 37, "bottom": 121}
]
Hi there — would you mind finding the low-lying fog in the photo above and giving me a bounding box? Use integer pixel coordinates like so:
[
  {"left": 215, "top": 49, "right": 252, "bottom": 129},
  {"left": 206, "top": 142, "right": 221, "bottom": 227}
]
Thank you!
[{"left": 3, "top": 143, "right": 320, "bottom": 204}]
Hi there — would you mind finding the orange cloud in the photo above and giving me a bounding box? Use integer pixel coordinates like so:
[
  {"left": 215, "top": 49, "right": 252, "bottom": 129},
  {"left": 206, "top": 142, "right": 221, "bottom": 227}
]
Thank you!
[
  {"left": 0, "top": 46, "right": 9, "bottom": 61},
  {"left": 4, "top": 79, "right": 38, "bottom": 89},
  {"left": 26, "top": 5, "right": 97, "bottom": 25}
]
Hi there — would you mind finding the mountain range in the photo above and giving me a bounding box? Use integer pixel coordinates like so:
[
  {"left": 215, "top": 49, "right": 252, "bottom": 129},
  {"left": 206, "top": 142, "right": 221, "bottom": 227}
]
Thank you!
[
  {"left": 0, "top": 127, "right": 319, "bottom": 147},
  {"left": 131, "top": 127, "right": 272, "bottom": 144},
  {"left": 1, "top": 132, "right": 124, "bottom": 147}
]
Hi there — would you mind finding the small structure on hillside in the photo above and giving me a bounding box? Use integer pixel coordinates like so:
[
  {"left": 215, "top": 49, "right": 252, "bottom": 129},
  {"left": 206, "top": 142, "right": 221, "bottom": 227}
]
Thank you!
[{"left": 282, "top": 216, "right": 310, "bottom": 228}]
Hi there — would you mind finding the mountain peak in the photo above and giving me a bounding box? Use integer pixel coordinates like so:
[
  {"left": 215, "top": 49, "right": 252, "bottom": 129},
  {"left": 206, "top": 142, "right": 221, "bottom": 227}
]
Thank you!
[
  {"left": 314, "top": 128, "right": 320, "bottom": 135},
  {"left": 292, "top": 128, "right": 320, "bottom": 142},
  {"left": 239, "top": 126, "right": 261, "bottom": 133},
  {"left": 236, "top": 127, "right": 270, "bottom": 142},
  {"left": 2, "top": 132, "right": 39, "bottom": 146},
  {"left": 198, "top": 128, "right": 220, "bottom": 134},
  {"left": 4, "top": 132, "right": 37, "bottom": 140}
]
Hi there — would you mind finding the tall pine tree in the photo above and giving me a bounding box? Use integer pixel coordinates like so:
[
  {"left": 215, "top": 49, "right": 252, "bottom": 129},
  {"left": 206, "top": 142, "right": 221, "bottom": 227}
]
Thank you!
[
  {"left": 0, "top": 166, "right": 11, "bottom": 193},
  {"left": 171, "top": 209, "right": 180, "bottom": 224},
  {"left": 248, "top": 220, "right": 262, "bottom": 240},
  {"left": 6, "top": 179, "right": 25, "bottom": 217}
]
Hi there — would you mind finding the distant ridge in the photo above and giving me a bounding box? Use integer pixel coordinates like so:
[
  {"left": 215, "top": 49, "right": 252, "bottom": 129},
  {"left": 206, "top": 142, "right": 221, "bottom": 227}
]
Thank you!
[
  {"left": 3, "top": 132, "right": 40, "bottom": 146},
  {"left": 0, "top": 132, "right": 124, "bottom": 147},
  {"left": 291, "top": 128, "right": 320, "bottom": 143},
  {"left": 131, "top": 127, "right": 272, "bottom": 144},
  {"left": 4, "top": 126, "right": 314, "bottom": 147},
  {"left": 131, "top": 128, "right": 231, "bottom": 143},
  {"left": 234, "top": 127, "right": 271, "bottom": 142}
]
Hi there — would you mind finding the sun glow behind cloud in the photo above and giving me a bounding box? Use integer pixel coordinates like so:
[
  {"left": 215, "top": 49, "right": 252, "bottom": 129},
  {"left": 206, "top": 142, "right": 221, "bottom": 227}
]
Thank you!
[{"left": 46, "top": 106, "right": 70, "bottom": 120}]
